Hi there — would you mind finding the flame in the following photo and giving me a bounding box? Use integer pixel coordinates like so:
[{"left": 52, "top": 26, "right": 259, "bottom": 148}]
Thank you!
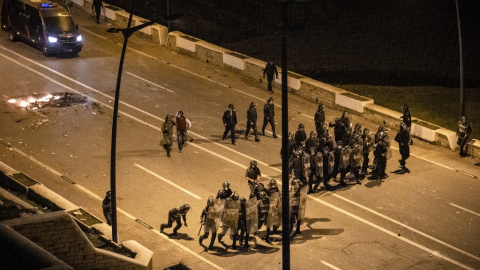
[{"left": 8, "top": 99, "right": 16, "bottom": 103}]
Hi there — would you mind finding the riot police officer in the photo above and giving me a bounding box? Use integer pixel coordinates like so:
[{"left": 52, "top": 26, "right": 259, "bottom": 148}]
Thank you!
[
  {"left": 216, "top": 181, "right": 233, "bottom": 199},
  {"left": 395, "top": 123, "right": 411, "bottom": 172},
  {"left": 199, "top": 197, "right": 217, "bottom": 250},
  {"left": 289, "top": 151, "right": 306, "bottom": 186},
  {"left": 457, "top": 116, "right": 472, "bottom": 157},
  {"left": 290, "top": 179, "right": 302, "bottom": 238},
  {"left": 266, "top": 179, "right": 280, "bottom": 196},
  {"left": 245, "top": 160, "right": 261, "bottom": 193},
  {"left": 160, "top": 204, "right": 190, "bottom": 236},
  {"left": 257, "top": 191, "right": 272, "bottom": 243},
  {"left": 262, "top": 97, "right": 277, "bottom": 138},
  {"left": 245, "top": 102, "right": 260, "bottom": 142},
  {"left": 373, "top": 138, "right": 388, "bottom": 181},
  {"left": 294, "top": 124, "right": 307, "bottom": 148},
  {"left": 314, "top": 104, "right": 326, "bottom": 136},
  {"left": 222, "top": 104, "right": 237, "bottom": 145},
  {"left": 401, "top": 105, "right": 413, "bottom": 145}
]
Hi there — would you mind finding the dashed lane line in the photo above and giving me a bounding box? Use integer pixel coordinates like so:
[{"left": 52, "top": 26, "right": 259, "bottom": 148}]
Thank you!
[
  {"left": 134, "top": 164, "right": 202, "bottom": 200},
  {"left": 126, "top": 72, "right": 175, "bottom": 93},
  {"left": 7, "top": 146, "right": 223, "bottom": 270},
  {"left": 450, "top": 203, "right": 480, "bottom": 217}
]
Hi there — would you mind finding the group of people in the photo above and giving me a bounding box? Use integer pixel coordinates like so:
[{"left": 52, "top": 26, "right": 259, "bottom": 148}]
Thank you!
[
  {"left": 284, "top": 105, "right": 416, "bottom": 193},
  {"left": 222, "top": 97, "right": 277, "bottom": 145},
  {"left": 160, "top": 111, "right": 193, "bottom": 157}
]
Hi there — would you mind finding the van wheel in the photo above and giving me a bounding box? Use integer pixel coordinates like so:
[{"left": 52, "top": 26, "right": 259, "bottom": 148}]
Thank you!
[
  {"left": 42, "top": 45, "right": 50, "bottom": 57},
  {"left": 8, "top": 29, "right": 17, "bottom": 42}
]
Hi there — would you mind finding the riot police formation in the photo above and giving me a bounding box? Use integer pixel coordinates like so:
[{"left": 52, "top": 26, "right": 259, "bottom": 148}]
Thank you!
[
  {"left": 262, "top": 97, "right": 277, "bottom": 138},
  {"left": 457, "top": 116, "right": 472, "bottom": 157},
  {"left": 395, "top": 123, "right": 411, "bottom": 172},
  {"left": 160, "top": 204, "right": 190, "bottom": 236}
]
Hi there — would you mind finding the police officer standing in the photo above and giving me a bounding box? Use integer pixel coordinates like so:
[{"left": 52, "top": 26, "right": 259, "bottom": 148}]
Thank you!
[
  {"left": 160, "top": 204, "right": 190, "bottom": 236},
  {"left": 373, "top": 138, "right": 388, "bottom": 181},
  {"left": 222, "top": 104, "right": 237, "bottom": 145},
  {"left": 245, "top": 160, "right": 261, "bottom": 193},
  {"left": 161, "top": 114, "right": 175, "bottom": 157},
  {"left": 457, "top": 116, "right": 472, "bottom": 157},
  {"left": 262, "top": 97, "right": 277, "bottom": 138},
  {"left": 245, "top": 102, "right": 260, "bottom": 142},
  {"left": 395, "top": 123, "right": 411, "bottom": 172},
  {"left": 314, "top": 104, "right": 326, "bottom": 136},
  {"left": 401, "top": 105, "right": 413, "bottom": 145},
  {"left": 216, "top": 181, "right": 233, "bottom": 199}
]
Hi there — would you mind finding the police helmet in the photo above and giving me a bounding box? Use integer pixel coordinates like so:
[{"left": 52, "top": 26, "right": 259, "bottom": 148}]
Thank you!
[
  {"left": 232, "top": 192, "right": 239, "bottom": 200},
  {"left": 461, "top": 116, "right": 466, "bottom": 123},
  {"left": 239, "top": 197, "right": 246, "bottom": 203},
  {"left": 318, "top": 104, "right": 324, "bottom": 110},
  {"left": 310, "top": 131, "right": 316, "bottom": 136},
  {"left": 222, "top": 181, "right": 230, "bottom": 189},
  {"left": 400, "top": 122, "right": 406, "bottom": 130},
  {"left": 403, "top": 105, "right": 409, "bottom": 112},
  {"left": 250, "top": 160, "right": 257, "bottom": 167},
  {"left": 259, "top": 191, "right": 267, "bottom": 199},
  {"left": 298, "top": 123, "right": 305, "bottom": 129},
  {"left": 363, "top": 128, "right": 369, "bottom": 135},
  {"left": 181, "top": 204, "right": 190, "bottom": 211},
  {"left": 267, "top": 97, "right": 273, "bottom": 103},
  {"left": 228, "top": 104, "right": 234, "bottom": 109},
  {"left": 269, "top": 179, "right": 277, "bottom": 187}
]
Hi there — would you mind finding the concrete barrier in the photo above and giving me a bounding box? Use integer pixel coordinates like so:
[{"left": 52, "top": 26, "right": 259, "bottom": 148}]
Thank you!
[
  {"left": 411, "top": 119, "right": 439, "bottom": 142},
  {"left": 223, "top": 51, "right": 249, "bottom": 71},
  {"left": 335, "top": 92, "right": 374, "bottom": 113},
  {"left": 70, "top": 0, "right": 85, "bottom": 7},
  {"left": 104, "top": 5, "right": 123, "bottom": 22},
  {"left": 275, "top": 70, "right": 303, "bottom": 91},
  {"left": 115, "top": 10, "right": 133, "bottom": 28},
  {"left": 152, "top": 24, "right": 168, "bottom": 45},
  {"left": 196, "top": 41, "right": 228, "bottom": 66},
  {"left": 29, "top": 185, "right": 77, "bottom": 212}
]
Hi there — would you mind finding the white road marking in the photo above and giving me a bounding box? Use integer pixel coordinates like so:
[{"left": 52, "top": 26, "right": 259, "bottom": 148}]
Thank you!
[
  {"left": 311, "top": 196, "right": 475, "bottom": 270},
  {"left": 5, "top": 146, "right": 223, "bottom": 270},
  {"left": 450, "top": 203, "right": 480, "bottom": 217},
  {"left": 1, "top": 46, "right": 477, "bottom": 268},
  {"left": 126, "top": 72, "right": 175, "bottom": 93},
  {"left": 331, "top": 193, "right": 480, "bottom": 262},
  {"left": 134, "top": 164, "right": 202, "bottom": 200},
  {"left": 321, "top": 260, "right": 342, "bottom": 270}
]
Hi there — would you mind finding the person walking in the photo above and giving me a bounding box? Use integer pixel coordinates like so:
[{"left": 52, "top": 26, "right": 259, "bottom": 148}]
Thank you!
[
  {"left": 222, "top": 104, "right": 237, "bottom": 145},
  {"left": 92, "top": 0, "right": 103, "bottom": 24},
  {"left": 401, "top": 105, "right": 413, "bottom": 145},
  {"left": 161, "top": 114, "right": 175, "bottom": 157},
  {"left": 160, "top": 204, "right": 190, "bottom": 236},
  {"left": 102, "top": 191, "right": 112, "bottom": 225},
  {"left": 245, "top": 102, "right": 260, "bottom": 142},
  {"left": 457, "top": 115, "right": 472, "bottom": 157},
  {"left": 395, "top": 123, "right": 411, "bottom": 172},
  {"left": 175, "top": 111, "right": 191, "bottom": 153},
  {"left": 263, "top": 61, "right": 278, "bottom": 93},
  {"left": 261, "top": 97, "right": 277, "bottom": 138}
]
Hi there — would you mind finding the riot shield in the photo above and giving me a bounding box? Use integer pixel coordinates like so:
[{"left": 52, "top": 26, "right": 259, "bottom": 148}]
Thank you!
[
  {"left": 303, "top": 153, "right": 311, "bottom": 177},
  {"left": 327, "top": 151, "right": 335, "bottom": 175},
  {"left": 340, "top": 146, "right": 352, "bottom": 169},
  {"left": 315, "top": 152, "right": 323, "bottom": 178},
  {"left": 245, "top": 197, "right": 258, "bottom": 234},
  {"left": 204, "top": 198, "right": 225, "bottom": 234},
  {"left": 350, "top": 145, "right": 363, "bottom": 168},
  {"left": 365, "top": 133, "right": 375, "bottom": 153},
  {"left": 221, "top": 199, "right": 240, "bottom": 236},
  {"left": 267, "top": 192, "right": 281, "bottom": 228},
  {"left": 299, "top": 186, "right": 308, "bottom": 220},
  {"left": 386, "top": 147, "right": 393, "bottom": 160}
]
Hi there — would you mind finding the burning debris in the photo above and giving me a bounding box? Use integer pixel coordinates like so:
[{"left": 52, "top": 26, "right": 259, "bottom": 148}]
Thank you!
[{"left": 7, "top": 92, "right": 94, "bottom": 111}]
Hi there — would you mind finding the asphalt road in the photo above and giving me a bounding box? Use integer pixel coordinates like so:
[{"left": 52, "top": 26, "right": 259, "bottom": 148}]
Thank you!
[{"left": 0, "top": 6, "right": 479, "bottom": 270}]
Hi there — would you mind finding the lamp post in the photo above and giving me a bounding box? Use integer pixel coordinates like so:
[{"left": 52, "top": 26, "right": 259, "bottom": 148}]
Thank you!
[
  {"left": 280, "top": 1, "right": 310, "bottom": 269},
  {"left": 107, "top": 2, "right": 182, "bottom": 243},
  {"left": 454, "top": 0, "right": 465, "bottom": 117}
]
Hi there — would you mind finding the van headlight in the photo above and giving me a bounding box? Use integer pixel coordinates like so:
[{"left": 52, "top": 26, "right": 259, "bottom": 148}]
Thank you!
[
  {"left": 48, "top": 36, "right": 58, "bottom": 43},
  {"left": 76, "top": 35, "right": 82, "bottom": 42}
]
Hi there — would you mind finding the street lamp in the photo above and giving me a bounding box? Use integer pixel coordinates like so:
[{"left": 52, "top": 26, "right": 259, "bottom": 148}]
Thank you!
[
  {"left": 454, "top": 0, "right": 465, "bottom": 117},
  {"left": 280, "top": 1, "right": 310, "bottom": 269},
  {"left": 107, "top": 1, "right": 182, "bottom": 243}
]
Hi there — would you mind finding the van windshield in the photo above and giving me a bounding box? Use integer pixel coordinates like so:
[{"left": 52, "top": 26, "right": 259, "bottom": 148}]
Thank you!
[{"left": 43, "top": 16, "right": 75, "bottom": 32}]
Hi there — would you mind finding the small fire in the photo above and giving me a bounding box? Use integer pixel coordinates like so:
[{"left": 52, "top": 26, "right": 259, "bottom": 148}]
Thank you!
[{"left": 7, "top": 93, "right": 61, "bottom": 110}]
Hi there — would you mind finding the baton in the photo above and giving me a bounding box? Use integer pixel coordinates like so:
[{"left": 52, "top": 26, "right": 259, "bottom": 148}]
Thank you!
[{"left": 198, "top": 222, "right": 204, "bottom": 236}]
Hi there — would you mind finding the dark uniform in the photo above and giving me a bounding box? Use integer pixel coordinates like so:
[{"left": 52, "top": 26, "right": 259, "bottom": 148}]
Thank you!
[
  {"left": 161, "top": 114, "right": 175, "bottom": 157},
  {"left": 222, "top": 104, "right": 237, "bottom": 145},
  {"left": 289, "top": 179, "right": 302, "bottom": 237},
  {"left": 289, "top": 151, "right": 306, "bottom": 186},
  {"left": 330, "top": 118, "right": 347, "bottom": 143},
  {"left": 294, "top": 124, "right": 307, "bottom": 149},
  {"left": 216, "top": 181, "right": 233, "bottom": 199},
  {"left": 266, "top": 179, "right": 280, "bottom": 196},
  {"left": 373, "top": 139, "right": 388, "bottom": 180},
  {"left": 245, "top": 102, "right": 260, "bottom": 142},
  {"left": 401, "top": 105, "right": 413, "bottom": 144},
  {"left": 232, "top": 197, "right": 250, "bottom": 249},
  {"left": 262, "top": 97, "right": 277, "bottom": 138},
  {"left": 457, "top": 116, "right": 472, "bottom": 157},
  {"left": 92, "top": 0, "right": 103, "bottom": 24},
  {"left": 263, "top": 61, "right": 278, "bottom": 92},
  {"left": 199, "top": 198, "right": 217, "bottom": 249},
  {"left": 160, "top": 204, "right": 190, "bottom": 235},
  {"left": 314, "top": 104, "right": 326, "bottom": 136},
  {"left": 395, "top": 123, "right": 411, "bottom": 171},
  {"left": 245, "top": 160, "right": 261, "bottom": 193},
  {"left": 257, "top": 191, "right": 271, "bottom": 243},
  {"left": 102, "top": 191, "right": 112, "bottom": 225},
  {"left": 361, "top": 128, "right": 371, "bottom": 174}
]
